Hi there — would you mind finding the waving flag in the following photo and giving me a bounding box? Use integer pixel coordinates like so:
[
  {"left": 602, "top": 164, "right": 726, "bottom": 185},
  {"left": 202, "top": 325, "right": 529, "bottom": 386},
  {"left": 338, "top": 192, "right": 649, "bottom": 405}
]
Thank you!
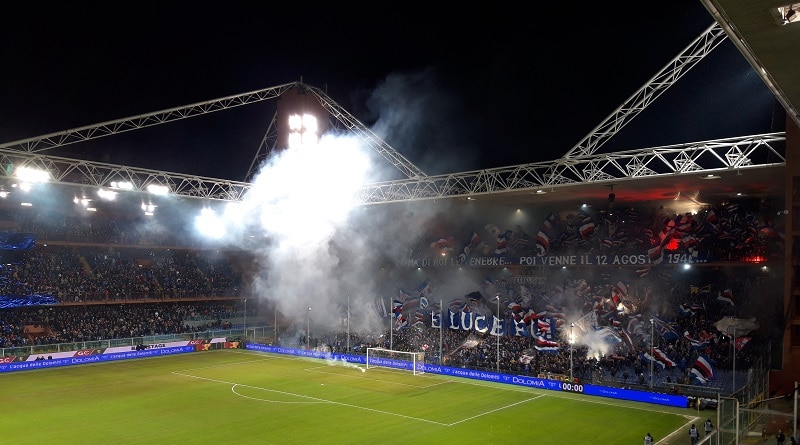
[
  {"left": 392, "top": 300, "right": 403, "bottom": 315},
  {"left": 677, "top": 303, "right": 693, "bottom": 316},
  {"left": 653, "top": 317, "right": 681, "bottom": 342},
  {"left": 495, "top": 230, "right": 511, "bottom": 255},
  {"left": 647, "top": 243, "right": 665, "bottom": 264},
  {"left": 456, "top": 231, "right": 481, "bottom": 264},
  {"left": 536, "top": 318, "right": 551, "bottom": 334},
  {"left": 417, "top": 280, "right": 432, "bottom": 297},
  {"left": 429, "top": 237, "right": 454, "bottom": 254},
  {"left": 396, "top": 314, "right": 408, "bottom": 329},
  {"left": 642, "top": 351, "right": 666, "bottom": 369},
  {"left": 402, "top": 297, "right": 420, "bottom": 311},
  {"left": 574, "top": 310, "right": 597, "bottom": 333},
  {"left": 397, "top": 288, "right": 413, "bottom": 301},
  {"left": 684, "top": 331, "right": 710, "bottom": 349},
  {"left": 652, "top": 347, "right": 677, "bottom": 367},
  {"left": 535, "top": 213, "right": 556, "bottom": 256},
  {"left": 535, "top": 230, "right": 550, "bottom": 257},
  {"left": 519, "top": 349, "right": 536, "bottom": 364},
  {"left": 594, "top": 326, "right": 622, "bottom": 345},
  {"left": 716, "top": 289, "right": 734, "bottom": 306},
  {"left": 734, "top": 336, "right": 751, "bottom": 351},
  {"left": 579, "top": 217, "right": 596, "bottom": 238},
  {"left": 690, "top": 368, "right": 708, "bottom": 385},
  {"left": 372, "top": 297, "right": 387, "bottom": 318},
  {"left": 692, "top": 354, "right": 715, "bottom": 380},
  {"left": 522, "top": 309, "right": 538, "bottom": 325},
  {"left": 535, "top": 335, "right": 558, "bottom": 352}
]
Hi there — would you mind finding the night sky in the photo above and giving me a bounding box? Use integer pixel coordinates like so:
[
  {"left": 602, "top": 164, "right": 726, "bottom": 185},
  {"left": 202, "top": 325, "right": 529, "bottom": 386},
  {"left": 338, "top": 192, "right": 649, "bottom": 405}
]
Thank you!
[{"left": 0, "top": 2, "right": 784, "bottom": 182}]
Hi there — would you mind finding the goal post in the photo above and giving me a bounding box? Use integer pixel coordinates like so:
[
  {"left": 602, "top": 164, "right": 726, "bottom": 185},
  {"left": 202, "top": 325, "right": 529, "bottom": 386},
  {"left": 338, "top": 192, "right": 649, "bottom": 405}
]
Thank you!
[{"left": 366, "top": 347, "right": 425, "bottom": 375}]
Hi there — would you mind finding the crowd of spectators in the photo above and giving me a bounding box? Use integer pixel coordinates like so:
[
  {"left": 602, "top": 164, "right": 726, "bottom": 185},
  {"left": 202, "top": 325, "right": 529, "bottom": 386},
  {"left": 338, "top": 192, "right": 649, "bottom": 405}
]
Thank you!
[
  {"left": 0, "top": 209, "right": 247, "bottom": 349},
  {"left": 1, "top": 244, "right": 242, "bottom": 303},
  {"left": 306, "top": 266, "right": 767, "bottom": 395},
  {"left": 0, "top": 202, "right": 776, "bottom": 397},
  {"left": 0, "top": 301, "right": 243, "bottom": 349}
]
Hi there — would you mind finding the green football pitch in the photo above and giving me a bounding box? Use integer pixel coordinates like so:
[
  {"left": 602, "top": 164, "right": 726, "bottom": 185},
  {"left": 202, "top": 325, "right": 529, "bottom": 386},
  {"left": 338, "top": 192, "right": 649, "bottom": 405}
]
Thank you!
[{"left": 1, "top": 349, "right": 699, "bottom": 444}]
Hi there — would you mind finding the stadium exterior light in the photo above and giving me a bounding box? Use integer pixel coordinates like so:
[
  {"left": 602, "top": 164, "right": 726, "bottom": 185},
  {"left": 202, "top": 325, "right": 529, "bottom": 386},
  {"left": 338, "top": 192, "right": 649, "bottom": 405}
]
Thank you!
[
  {"left": 494, "top": 295, "right": 501, "bottom": 372},
  {"left": 569, "top": 322, "right": 574, "bottom": 382},
  {"left": 307, "top": 306, "right": 312, "bottom": 350}
]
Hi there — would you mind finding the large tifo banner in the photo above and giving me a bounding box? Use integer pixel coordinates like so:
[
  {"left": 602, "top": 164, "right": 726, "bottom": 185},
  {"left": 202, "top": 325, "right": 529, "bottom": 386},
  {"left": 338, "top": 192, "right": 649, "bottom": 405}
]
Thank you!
[{"left": 246, "top": 343, "right": 688, "bottom": 408}]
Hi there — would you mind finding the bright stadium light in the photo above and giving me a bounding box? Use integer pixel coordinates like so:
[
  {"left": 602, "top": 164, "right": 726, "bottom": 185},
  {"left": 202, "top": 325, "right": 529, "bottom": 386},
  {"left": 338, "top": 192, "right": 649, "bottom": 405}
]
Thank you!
[
  {"left": 141, "top": 203, "right": 156, "bottom": 216},
  {"left": 147, "top": 184, "right": 169, "bottom": 195},
  {"left": 97, "top": 189, "right": 117, "bottom": 201},
  {"left": 15, "top": 166, "right": 51, "bottom": 183},
  {"left": 288, "top": 113, "right": 319, "bottom": 148},
  {"left": 110, "top": 180, "right": 134, "bottom": 191},
  {"left": 194, "top": 207, "right": 226, "bottom": 240},
  {"left": 73, "top": 197, "right": 91, "bottom": 207}
]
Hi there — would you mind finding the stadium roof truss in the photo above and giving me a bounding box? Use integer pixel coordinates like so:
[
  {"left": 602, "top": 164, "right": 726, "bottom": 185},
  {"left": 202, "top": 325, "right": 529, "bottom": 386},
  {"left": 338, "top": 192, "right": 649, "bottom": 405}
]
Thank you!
[{"left": 0, "top": 22, "right": 786, "bottom": 205}]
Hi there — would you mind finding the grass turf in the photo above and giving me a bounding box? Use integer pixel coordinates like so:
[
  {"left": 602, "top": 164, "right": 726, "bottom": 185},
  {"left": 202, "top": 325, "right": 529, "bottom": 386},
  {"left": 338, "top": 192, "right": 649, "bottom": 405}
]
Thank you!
[{"left": 1, "top": 349, "right": 697, "bottom": 444}]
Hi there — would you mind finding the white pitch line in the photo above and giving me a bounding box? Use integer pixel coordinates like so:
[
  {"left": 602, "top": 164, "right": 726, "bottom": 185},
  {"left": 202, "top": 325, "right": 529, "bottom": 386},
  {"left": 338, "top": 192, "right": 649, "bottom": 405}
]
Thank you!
[
  {"left": 231, "top": 384, "right": 328, "bottom": 404},
  {"left": 185, "top": 351, "right": 686, "bottom": 418},
  {"left": 171, "top": 371, "right": 449, "bottom": 425},
  {"left": 303, "top": 365, "right": 450, "bottom": 389},
  {"left": 446, "top": 395, "right": 544, "bottom": 426}
]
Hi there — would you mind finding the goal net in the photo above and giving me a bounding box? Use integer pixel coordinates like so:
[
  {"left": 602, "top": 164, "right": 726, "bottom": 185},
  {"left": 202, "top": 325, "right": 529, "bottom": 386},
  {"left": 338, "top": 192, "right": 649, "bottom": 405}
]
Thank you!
[{"left": 366, "top": 347, "right": 425, "bottom": 375}]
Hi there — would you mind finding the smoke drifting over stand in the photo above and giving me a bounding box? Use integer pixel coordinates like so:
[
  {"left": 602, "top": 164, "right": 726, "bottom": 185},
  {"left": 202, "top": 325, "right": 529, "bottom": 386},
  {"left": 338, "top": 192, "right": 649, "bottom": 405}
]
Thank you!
[{"left": 191, "top": 124, "right": 452, "bottom": 344}]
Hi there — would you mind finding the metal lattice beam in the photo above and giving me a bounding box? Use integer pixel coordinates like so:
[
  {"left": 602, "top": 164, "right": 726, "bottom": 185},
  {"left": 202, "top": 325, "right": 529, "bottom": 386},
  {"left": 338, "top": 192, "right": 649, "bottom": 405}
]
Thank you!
[
  {"left": 0, "top": 132, "right": 784, "bottom": 205},
  {"left": 562, "top": 23, "right": 728, "bottom": 158}
]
